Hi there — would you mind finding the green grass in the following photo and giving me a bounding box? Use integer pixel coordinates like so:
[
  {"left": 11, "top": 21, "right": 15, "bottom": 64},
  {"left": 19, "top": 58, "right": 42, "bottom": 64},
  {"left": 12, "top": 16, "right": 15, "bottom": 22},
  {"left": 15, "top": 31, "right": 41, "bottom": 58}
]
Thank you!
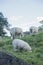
[{"left": 0, "top": 32, "right": 43, "bottom": 65}]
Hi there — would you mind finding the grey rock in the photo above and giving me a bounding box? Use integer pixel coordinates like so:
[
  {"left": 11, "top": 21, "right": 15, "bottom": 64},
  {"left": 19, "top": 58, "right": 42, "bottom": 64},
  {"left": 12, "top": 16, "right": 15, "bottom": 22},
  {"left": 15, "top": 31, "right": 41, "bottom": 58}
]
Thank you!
[{"left": 0, "top": 51, "right": 29, "bottom": 65}]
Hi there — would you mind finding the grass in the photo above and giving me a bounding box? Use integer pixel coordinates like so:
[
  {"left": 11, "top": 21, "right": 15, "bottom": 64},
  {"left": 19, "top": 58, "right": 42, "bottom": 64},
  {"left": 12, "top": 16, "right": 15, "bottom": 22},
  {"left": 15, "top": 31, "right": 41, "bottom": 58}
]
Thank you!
[{"left": 0, "top": 32, "right": 43, "bottom": 65}]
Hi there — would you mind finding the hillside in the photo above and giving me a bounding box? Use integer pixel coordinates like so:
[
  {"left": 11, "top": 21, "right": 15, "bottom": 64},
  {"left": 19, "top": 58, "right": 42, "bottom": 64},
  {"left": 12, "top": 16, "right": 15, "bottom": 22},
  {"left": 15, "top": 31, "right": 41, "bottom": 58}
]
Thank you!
[{"left": 0, "top": 32, "right": 43, "bottom": 65}]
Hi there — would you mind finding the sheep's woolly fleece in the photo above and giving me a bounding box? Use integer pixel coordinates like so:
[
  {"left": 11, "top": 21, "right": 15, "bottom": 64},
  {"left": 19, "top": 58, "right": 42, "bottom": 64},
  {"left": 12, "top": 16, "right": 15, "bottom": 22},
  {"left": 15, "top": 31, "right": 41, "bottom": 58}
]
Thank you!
[{"left": 12, "top": 39, "right": 32, "bottom": 52}]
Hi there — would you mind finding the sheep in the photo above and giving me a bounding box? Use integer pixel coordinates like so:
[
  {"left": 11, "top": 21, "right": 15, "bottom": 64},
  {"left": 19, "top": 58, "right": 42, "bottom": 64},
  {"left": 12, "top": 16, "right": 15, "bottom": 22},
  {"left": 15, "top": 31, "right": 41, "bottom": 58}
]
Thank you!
[
  {"left": 12, "top": 39, "right": 32, "bottom": 52},
  {"left": 30, "top": 26, "right": 38, "bottom": 34},
  {"left": 10, "top": 27, "right": 24, "bottom": 39}
]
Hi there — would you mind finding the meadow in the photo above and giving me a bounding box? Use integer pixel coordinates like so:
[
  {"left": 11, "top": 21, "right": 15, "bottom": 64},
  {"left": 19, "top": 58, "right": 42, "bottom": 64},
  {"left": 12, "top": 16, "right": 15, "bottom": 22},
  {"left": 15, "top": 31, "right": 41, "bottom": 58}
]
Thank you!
[{"left": 0, "top": 32, "right": 43, "bottom": 65}]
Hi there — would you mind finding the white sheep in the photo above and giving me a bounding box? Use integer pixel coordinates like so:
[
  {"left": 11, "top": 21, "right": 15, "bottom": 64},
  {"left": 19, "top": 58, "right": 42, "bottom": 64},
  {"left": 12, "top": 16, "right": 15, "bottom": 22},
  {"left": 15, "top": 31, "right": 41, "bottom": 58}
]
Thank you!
[
  {"left": 30, "top": 26, "right": 38, "bottom": 34},
  {"left": 12, "top": 39, "right": 32, "bottom": 52},
  {"left": 10, "top": 27, "right": 24, "bottom": 39}
]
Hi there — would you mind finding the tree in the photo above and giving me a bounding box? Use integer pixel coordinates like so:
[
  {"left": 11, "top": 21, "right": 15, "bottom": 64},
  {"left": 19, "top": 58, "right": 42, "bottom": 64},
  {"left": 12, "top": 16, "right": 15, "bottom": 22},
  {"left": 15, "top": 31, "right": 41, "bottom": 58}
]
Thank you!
[
  {"left": 0, "top": 12, "right": 9, "bottom": 36},
  {"left": 40, "top": 20, "right": 43, "bottom": 25},
  {"left": 38, "top": 26, "right": 43, "bottom": 32},
  {"left": 38, "top": 20, "right": 43, "bottom": 32}
]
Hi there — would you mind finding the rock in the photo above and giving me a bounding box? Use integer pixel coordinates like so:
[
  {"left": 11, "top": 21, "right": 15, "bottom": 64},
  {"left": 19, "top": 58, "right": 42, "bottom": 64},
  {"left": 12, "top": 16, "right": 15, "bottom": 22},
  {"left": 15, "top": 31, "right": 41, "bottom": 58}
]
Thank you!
[{"left": 0, "top": 51, "right": 29, "bottom": 65}]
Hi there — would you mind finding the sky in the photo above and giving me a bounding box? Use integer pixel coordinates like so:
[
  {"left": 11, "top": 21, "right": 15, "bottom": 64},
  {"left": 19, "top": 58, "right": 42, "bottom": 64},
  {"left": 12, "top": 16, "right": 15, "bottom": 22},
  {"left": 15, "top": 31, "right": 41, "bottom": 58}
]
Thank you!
[{"left": 0, "top": 0, "right": 43, "bottom": 35}]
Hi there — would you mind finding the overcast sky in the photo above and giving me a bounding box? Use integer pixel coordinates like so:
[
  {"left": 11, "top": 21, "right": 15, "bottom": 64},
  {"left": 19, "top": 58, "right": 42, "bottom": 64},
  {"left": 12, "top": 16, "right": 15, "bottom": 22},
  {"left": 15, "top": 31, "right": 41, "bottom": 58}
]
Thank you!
[{"left": 0, "top": 0, "right": 43, "bottom": 33}]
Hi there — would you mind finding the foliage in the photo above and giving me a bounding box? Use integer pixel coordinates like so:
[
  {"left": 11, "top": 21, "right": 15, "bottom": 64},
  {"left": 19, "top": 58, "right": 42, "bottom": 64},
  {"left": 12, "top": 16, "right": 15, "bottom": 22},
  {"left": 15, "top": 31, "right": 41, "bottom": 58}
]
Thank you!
[
  {"left": 40, "top": 20, "right": 43, "bottom": 24},
  {"left": 38, "top": 26, "right": 43, "bottom": 32},
  {"left": 0, "top": 12, "right": 9, "bottom": 36},
  {"left": 0, "top": 32, "right": 43, "bottom": 65},
  {"left": 38, "top": 20, "right": 43, "bottom": 32}
]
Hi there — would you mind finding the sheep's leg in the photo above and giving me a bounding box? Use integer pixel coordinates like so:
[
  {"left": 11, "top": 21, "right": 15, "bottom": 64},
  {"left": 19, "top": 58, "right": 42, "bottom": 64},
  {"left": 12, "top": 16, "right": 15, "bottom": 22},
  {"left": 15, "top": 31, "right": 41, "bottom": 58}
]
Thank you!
[
  {"left": 13, "top": 45, "right": 18, "bottom": 51},
  {"left": 13, "top": 35, "right": 14, "bottom": 39},
  {"left": 11, "top": 36, "right": 13, "bottom": 39},
  {"left": 11, "top": 33, "right": 13, "bottom": 39},
  {"left": 11, "top": 35, "right": 15, "bottom": 39},
  {"left": 20, "top": 34, "right": 21, "bottom": 38}
]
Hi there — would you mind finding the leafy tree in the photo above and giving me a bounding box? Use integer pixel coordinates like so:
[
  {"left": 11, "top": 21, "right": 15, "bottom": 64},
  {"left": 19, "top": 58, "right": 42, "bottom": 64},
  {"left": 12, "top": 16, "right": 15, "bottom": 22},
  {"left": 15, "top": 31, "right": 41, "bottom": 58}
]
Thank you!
[
  {"left": 38, "top": 26, "right": 43, "bottom": 32},
  {"left": 0, "top": 12, "right": 9, "bottom": 36},
  {"left": 40, "top": 20, "right": 43, "bottom": 25},
  {"left": 38, "top": 20, "right": 43, "bottom": 32}
]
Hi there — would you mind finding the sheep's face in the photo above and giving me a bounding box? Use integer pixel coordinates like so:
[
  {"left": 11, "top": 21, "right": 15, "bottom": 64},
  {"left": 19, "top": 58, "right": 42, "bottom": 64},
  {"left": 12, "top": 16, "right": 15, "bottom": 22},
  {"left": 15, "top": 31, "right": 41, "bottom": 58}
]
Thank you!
[{"left": 25, "top": 45, "right": 32, "bottom": 52}]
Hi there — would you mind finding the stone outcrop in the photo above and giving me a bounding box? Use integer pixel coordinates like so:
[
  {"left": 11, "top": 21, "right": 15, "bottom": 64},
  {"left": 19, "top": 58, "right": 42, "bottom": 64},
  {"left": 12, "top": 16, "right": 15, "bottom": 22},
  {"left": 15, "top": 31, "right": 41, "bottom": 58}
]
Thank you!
[{"left": 0, "top": 51, "right": 29, "bottom": 65}]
